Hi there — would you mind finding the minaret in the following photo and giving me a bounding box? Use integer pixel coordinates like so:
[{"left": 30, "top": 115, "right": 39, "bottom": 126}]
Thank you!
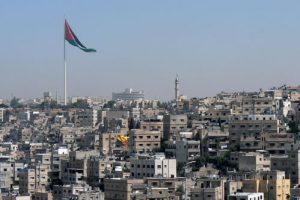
[{"left": 175, "top": 75, "right": 179, "bottom": 101}]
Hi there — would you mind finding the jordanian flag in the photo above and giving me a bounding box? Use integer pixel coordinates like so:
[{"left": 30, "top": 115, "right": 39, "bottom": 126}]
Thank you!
[{"left": 65, "top": 20, "right": 96, "bottom": 52}]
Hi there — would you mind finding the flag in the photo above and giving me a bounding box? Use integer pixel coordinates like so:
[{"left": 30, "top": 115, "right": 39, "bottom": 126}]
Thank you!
[
  {"left": 65, "top": 20, "right": 96, "bottom": 52},
  {"left": 117, "top": 135, "right": 129, "bottom": 146}
]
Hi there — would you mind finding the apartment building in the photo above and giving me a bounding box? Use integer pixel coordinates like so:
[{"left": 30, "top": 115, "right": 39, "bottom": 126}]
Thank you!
[
  {"left": 128, "top": 129, "right": 161, "bottom": 154},
  {"left": 75, "top": 109, "right": 98, "bottom": 128},
  {"left": 112, "top": 88, "right": 144, "bottom": 101},
  {"left": 165, "top": 139, "right": 201, "bottom": 163},
  {"left": 130, "top": 154, "right": 176, "bottom": 178},
  {"left": 87, "top": 157, "right": 113, "bottom": 187},
  {"left": 231, "top": 96, "right": 275, "bottom": 115},
  {"left": 19, "top": 164, "right": 49, "bottom": 195},
  {"left": 163, "top": 114, "right": 187, "bottom": 140},
  {"left": 228, "top": 114, "right": 279, "bottom": 149},
  {"left": 190, "top": 179, "right": 226, "bottom": 200},
  {"left": 31, "top": 192, "right": 53, "bottom": 200},
  {"left": 104, "top": 178, "right": 144, "bottom": 200},
  {"left": 235, "top": 152, "right": 270, "bottom": 172},
  {"left": 242, "top": 170, "right": 290, "bottom": 200},
  {"left": 240, "top": 132, "right": 294, "bottom": 154},
  {"left": 0, "top": 109, "right": 5, "bottom": 122},
  {"left": 140, "top": 119, "right": 164, "bottom": 138},
  {"left": 228, "top": 193, "right": 264, "bottom": 200},
  {"left": 99, "top": 132, "right": 128, "bottom": 155},
  {"left": 271, "top": 149, "right": 300, "bottom": 185}
]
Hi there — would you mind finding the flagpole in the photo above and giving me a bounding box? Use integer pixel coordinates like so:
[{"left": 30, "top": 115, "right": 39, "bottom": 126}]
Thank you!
[{"left": 64, "top": 20, "right": 67, "bottom": 106}]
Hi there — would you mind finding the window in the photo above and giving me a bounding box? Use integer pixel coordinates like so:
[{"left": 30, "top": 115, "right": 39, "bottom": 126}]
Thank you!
[{"left": 157, "top": 165, "right": 161, "bottom": 168}]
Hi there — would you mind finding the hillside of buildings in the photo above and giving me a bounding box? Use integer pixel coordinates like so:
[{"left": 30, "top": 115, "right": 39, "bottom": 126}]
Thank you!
[{"left": 1, "top": 85, "right": 300, "bottom": 199}]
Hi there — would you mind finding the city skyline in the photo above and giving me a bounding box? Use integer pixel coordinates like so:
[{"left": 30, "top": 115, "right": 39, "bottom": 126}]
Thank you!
[{"left": 1, "top": 1, "right": 300, "bottom": 101}]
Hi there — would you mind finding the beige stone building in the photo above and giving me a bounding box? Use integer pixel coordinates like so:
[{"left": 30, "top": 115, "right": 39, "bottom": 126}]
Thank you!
[
  {"left": 236, "top": 152, "right": 270, "bottom": 172},
  {"left": 242, "top": 170, "right": 290, "bottom": 200},
  {"left": 201, "top": 107, "right": 232, "bottom": 124},
  {"left": 165, "top": 139, "right": 201, "bottom": 163},
  {"left": 128, "top": 129, "right": 161, "bottom": 154},
  {"left": 87, "top": 157, "right": 113, "bottom": 187},
  {"left": 132, "top": 187, "right": 179, "bottom": 200},
  {"left": 99, "top": 132, "right": 128, "bottom": 155},
  {"left": 240, "top": 132, "right": 294, "bottom": 154},
  {"left": 231, "top": 96, "right": 275, "bottom": 115},
  {"left": 31, "top": 192, "right": 53, "bottom": 200},
  {"left": 140, "top": 119, "right": 164, "bottom": 138},
  {"left": 228, "top": 114, "right": 279, "bottom": 149},
  {"left": 190, "top": 179, "right": 226, "bottom": 200},
  {"left": 271, "top": 149, "right": 300, "bottom": 185},
  {"left": 163, "top": 114, "right": 187, "bottom": 140},
  {"left": 61, "top": 150, "right": 99, "bottom": 184},
  {"left": 19, "top": 164, "right": 49, "bottom": 195},
  {"left": 224, "top": 181, "right": 243, "bottom": 198},
  {"left": 104, "top": 178, "right": 144, "bottom": 200}
]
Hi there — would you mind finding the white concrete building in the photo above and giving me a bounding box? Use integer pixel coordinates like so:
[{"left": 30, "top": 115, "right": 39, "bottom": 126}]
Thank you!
[
  {"left": 112, "top": 88, "right": 144, "bottom": 101},
  {"left": 228, "top": 192, "right": 264, "bottom": 200},
  {"left": 0, "top": 108, "right": 4, "bottom": 122},
  {"left": 76, "top": 109, "right": 98, "bottom": 128},
  {"left": 130, "top": 154, "right": 176, "bottom": 178}
]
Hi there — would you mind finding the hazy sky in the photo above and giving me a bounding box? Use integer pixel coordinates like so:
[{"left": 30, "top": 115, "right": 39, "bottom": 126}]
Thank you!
[{"left": 1, "top": 1, "right": 300, "bottom": 101}]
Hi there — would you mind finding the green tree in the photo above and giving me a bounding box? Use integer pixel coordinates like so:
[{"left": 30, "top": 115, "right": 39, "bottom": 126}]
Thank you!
[
  {"left": 104, "top": 100, "right": 116, "bottom": 109},
  {"left": 71, "top": 99, "right": 90, "bottom": 109},
  {"left": 10, "top": 97, "right": 22, "bottom": 109},
  {"left": 288, "top": 121, "right": 298, "bottom": 133}
]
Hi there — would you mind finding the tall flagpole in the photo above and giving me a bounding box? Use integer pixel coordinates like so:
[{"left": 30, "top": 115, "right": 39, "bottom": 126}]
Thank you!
[{"left": 64, "top": 20, "right": 67, "bottom": 106}]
